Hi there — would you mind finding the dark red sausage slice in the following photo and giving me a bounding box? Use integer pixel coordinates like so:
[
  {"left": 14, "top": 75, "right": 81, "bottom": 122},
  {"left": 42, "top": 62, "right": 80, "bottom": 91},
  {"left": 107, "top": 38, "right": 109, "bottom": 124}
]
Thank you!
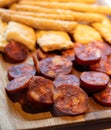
[
  {"left": 8, "top": 63, "right": 36, "bottom": 80},
  {"left": 53, "top": 84, "right": 89, "bottom": 116},
  {"left": 93, "top": 81, "right": 111, "bottom": 107},
  {"left": 75, "top": 43, "right": 101, "bottom": 65},
  {"left": 80, "top": 71, "right": 109, "bottom": 93},
  {"left": 39, "top": 56, "right": 73, "bottom": 79},
  {"left": 27, "top": 76, "right": 54, "bottom": 105},
  {"left": 6, "top": 76, "right": 32, "bottom": 93},
  {"left": 61, "top": 47, "right": 75, "bottom": 61},
  {"left": 90, "top": 55, "right": 111, "bottom": 76},
  {"left": 54, "top": 74, "right": 80, "bottom": 88},
  {"left": 92, "top": 41, "right": 111, "bottom": 56},
  {"left": 4, "top": 40, "right": 28, "bottom": 63}
]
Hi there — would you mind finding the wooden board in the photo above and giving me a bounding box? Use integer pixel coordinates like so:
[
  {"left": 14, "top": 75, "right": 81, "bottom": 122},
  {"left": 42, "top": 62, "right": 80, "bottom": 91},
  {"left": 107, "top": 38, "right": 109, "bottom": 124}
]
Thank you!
[{"left": 0, "top": 53, "right": 111, "bottom": 130}]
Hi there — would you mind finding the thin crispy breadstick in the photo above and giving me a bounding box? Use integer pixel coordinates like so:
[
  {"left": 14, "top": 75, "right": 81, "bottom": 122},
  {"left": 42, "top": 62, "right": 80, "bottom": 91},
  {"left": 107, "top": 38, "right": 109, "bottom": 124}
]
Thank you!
[
  {"left": 19, "top": 0, "right": 96, "bottom": 4},
  {"left": 0, "top": 8, "right": 106, "bottom": 23},
  {"left": 0, "top": 0, "right": 18, "bottom": 7},
  {"left": 15, "top": 1, "right": 111, "bottom": 15},
  {"left": 1, "top": 12, "right": 78, "bottom": 33}
]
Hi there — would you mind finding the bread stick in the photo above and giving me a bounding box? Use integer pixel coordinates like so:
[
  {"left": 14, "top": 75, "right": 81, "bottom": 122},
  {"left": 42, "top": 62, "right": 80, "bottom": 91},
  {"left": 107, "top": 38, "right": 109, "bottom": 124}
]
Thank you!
[
  {"left": 0, "top": 8, "right": 106, "bottom": 23},
  {"left": 19, "top": 0, "right": 96, "bottom": 4},
  {"left": 0, "top": 0, "right": 18, "bottom": 7},
  {"left": 1, "top": 12, "right": 78, "bottom": 33},
  {"left": 15, "top": 1, "right": 111, "bottom": 15}
]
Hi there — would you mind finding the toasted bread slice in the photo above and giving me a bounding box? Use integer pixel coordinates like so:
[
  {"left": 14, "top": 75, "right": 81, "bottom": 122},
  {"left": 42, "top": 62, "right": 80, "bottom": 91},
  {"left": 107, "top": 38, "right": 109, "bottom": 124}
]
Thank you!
[
  {"left": 36, "top": 30, "right": 74, "bottom": 52},
  {"left": 5, "top": 21, "right": 36, "bottom": 51}
]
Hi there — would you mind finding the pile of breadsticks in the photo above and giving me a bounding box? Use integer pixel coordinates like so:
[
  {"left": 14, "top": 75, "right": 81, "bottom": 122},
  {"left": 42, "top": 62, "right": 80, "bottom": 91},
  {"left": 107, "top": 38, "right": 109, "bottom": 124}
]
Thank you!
[{"left": 1, "top": 0, "right": 111, "bottom": 46}]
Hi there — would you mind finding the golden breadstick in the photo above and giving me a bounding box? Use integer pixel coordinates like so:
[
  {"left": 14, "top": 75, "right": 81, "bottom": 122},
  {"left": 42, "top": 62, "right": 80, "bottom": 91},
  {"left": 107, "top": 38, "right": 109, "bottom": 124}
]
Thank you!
[
  {"left": 0, "top": 8, "right": 106, "bottom": 23},
  {"left": 19, "top": 0, "right": 96, "bottom": 4},
  {"left": 16, "top": 1, "right": 111, "bottom": 15},
  {"left": 0, "top": 0, "right": 18, "bottom": 7},
  {"left": 1, "top": 12, "right": 78, "bottom": 33},
  {"left": 92, "top": 22, "right": 111, "bottom": 44}
]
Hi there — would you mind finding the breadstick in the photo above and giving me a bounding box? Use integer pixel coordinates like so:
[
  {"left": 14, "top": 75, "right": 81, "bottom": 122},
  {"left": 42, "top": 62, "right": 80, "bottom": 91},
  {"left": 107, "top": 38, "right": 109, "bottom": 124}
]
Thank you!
[
  {"left": 1, "top": 12, "right": 78, "bottom": 33},
  {"left": 15, "top": 1, "right": 111, "bottom": 15},
  {"left": 0, "top": 8, "right": 106, "bottom": 23},
  {"left": 0, "top": 0, "right": 18, "bottom": 7},
  {"left": 19, "top": 0, "right": 96, "bottom": 4}
]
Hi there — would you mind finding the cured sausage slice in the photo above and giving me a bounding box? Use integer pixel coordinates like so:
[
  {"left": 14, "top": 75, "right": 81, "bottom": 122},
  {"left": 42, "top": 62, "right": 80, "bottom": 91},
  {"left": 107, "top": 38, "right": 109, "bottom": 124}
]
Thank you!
[
  {"left": 4, "top": 40, "right": 28, "bottom": 63},
  {"left": 39, "top": 56, "right": 72, "bottom": 79},
  {"left": 90, "top": 55, "right": 111, "bottom": 76},
  {"left": 80, "top": 71, "right": 109, "bottom": 93},
  {"left": 27, "top": 76, "right": 54, "bottom": 105},
  {"left": 93, "top": 81, "right": 111, "bottom": 107},
  {"left": 75, "top": 43, "right": 101, "bottom": 65},
  {"left": 61, "top": 47, "right": 75, "bottom": 61},
  {"left": 6, "top": 76, "right": 32, "bottom": 93},
  {"left": 54, "top": 74, "right": 80, "bottom": 88},
  {"left": 92, "top": 41, "right": 111, "bottom": 56},
  {"left": 53, "top": 84, "right": 89, "bottom": 116},
  {"left": 8, "top": 63, "right": 36, "bottom": 80}
]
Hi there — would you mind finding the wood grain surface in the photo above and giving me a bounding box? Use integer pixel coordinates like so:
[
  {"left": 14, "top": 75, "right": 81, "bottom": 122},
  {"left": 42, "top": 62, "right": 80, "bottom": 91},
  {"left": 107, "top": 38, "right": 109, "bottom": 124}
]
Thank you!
[{"left": 0, "top": 53, "right": 111, "bottom": 130}]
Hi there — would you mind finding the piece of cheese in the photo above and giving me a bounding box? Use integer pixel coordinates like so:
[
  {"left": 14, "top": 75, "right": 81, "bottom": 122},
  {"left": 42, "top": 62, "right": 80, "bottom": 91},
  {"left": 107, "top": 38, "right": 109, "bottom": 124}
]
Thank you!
[
  {"left": 5, "top": 21, "right": 36, "bottom": 51},
  {"left": 73, "top": 24, "right": 103, "bottom": 44},
  {"left": 36, "top": 30, "right": 74, "bottom": 52},
  {"left": 0, "top": 19, "right": 8, "bottom": 52}
]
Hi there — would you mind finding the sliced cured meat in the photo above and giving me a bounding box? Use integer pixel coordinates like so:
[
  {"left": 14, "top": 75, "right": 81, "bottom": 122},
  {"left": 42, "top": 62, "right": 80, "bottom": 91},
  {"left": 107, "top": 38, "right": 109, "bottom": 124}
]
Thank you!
[
  {"left": 93, "top": 81, "right": 111, "bottom": 107},
  {"left": 80, "top": 71, "right": 109, "bottom": 93},
  {"left": 39, "top": 56, "right": 72, "bottom": 79},
  {"left": 4, "top": 40, "right": 28, "bottom": 63},
  {"left": 75, "top": 43, "right": 101, "bottom": 65},
  {"left": 90, "top": 55, "right": 111, "bottom": 76},
  {"left": 53, "top": 84, "right": 89, "bottom": 116},
  {"left": 8, "top": 63, "right": 36, "bottom": 80},
  {"left": 61, "top": 47, "right": 75, "bottom": 61},
  {"left": 54, "top": 74, "right": 80, "bottom": 88},
  {"left": 92, "top": 41, "right": 111, "bottom": 56},
  {"left": 6, "top": 76, "right": 32, "bottom": 93},
  {"left": 27, "top": 76, "right": 54, "bottom": 105}
]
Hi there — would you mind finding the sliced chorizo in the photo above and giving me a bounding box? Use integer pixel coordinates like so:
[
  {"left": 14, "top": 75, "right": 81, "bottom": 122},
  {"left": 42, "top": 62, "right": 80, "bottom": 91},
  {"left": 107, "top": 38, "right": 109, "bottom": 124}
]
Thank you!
[
  {"left": 4, "top": 40, "right": 28, "bottom": 63},
  {"left": 61, "top": 47, "right": 75, "bottom": 61},
  {"left": 39, "top": 56, "right": 72, "bottom": 79},
  {"left": 90, "top": 55, "right": 111, "bottom": 76},
  {"left": 75, "top": 43, "right": 101, "bottom": 65},
  {"left": 93, "top": 81, "right": 111, "bottom": 107},
  {"left": 54, "top": 74, "right": 80, "bottom": 88},
  {"left": 52, "top": 84, "right": 89, "bottom": 116},
  {"left": 8, "top": 63, "right": 36, "bottom": 80},
  {"left": 5, "top": 76, "right": 32, "bottom": 93},
  {"left": 80, "top": 71, "right": 109, "bottom": 93},
  {"left": 27, "top": 76, "right": 54, "bottom": 105}
]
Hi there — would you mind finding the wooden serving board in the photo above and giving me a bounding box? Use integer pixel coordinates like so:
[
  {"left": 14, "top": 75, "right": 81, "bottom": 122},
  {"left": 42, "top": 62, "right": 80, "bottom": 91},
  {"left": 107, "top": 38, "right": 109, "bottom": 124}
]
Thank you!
[{"left": 0, "top": 53, "right": 111, "bottom": 130}]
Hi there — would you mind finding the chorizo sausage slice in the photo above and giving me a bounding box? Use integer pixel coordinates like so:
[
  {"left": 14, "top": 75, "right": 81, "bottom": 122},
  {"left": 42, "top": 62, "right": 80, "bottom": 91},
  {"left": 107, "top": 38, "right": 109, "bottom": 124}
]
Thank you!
[
  {"left": 4, "top": 40, "right": 28, "bottom": 63},
  {"left": 92, "top": 41, "right": 111, "bottom": 56},
  {"left": 61, "top": 47, "right": 75, "bottom": 61},
  {"left": 75, "top": 43, "right": 101, "bottom": 65},
  {"left": 6, "top": 76, "right": 32, "bottom": 93},
  {"left": 8, "top": 63, "right": 36, "bottom": 80},
  {"left": 90, "top": 55, "right": 111, "bottom": 76},
  {"left": 27, "top": 76, "right": 54, "bottom": 105},
  {"left": 93, "top": 81, "right": 111, "bottom": 107},
  {"left": 53, "top": 84, "right": 89, "bottom": 116},
  {"left": 54, "top": 74, "right": 80, "bottom": 88},
  {"left": 39, "top": 56, "right": 73, "bottom": 79},
  {"left": 80, "top": 71, "right": 109, "bottom": 93}
]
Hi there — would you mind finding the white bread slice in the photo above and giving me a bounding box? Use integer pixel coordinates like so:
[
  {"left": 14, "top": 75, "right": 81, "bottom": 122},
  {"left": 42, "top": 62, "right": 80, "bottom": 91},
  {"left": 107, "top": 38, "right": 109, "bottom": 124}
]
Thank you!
[
  {"left": 0, "top": 19, "right": 8, "bottom": 52},
  {"left": 5, "top": 21, "right": 36, "bottom": 51},
  {"left": 36, "top": 30, "right": 74, "bottom": 52}
]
